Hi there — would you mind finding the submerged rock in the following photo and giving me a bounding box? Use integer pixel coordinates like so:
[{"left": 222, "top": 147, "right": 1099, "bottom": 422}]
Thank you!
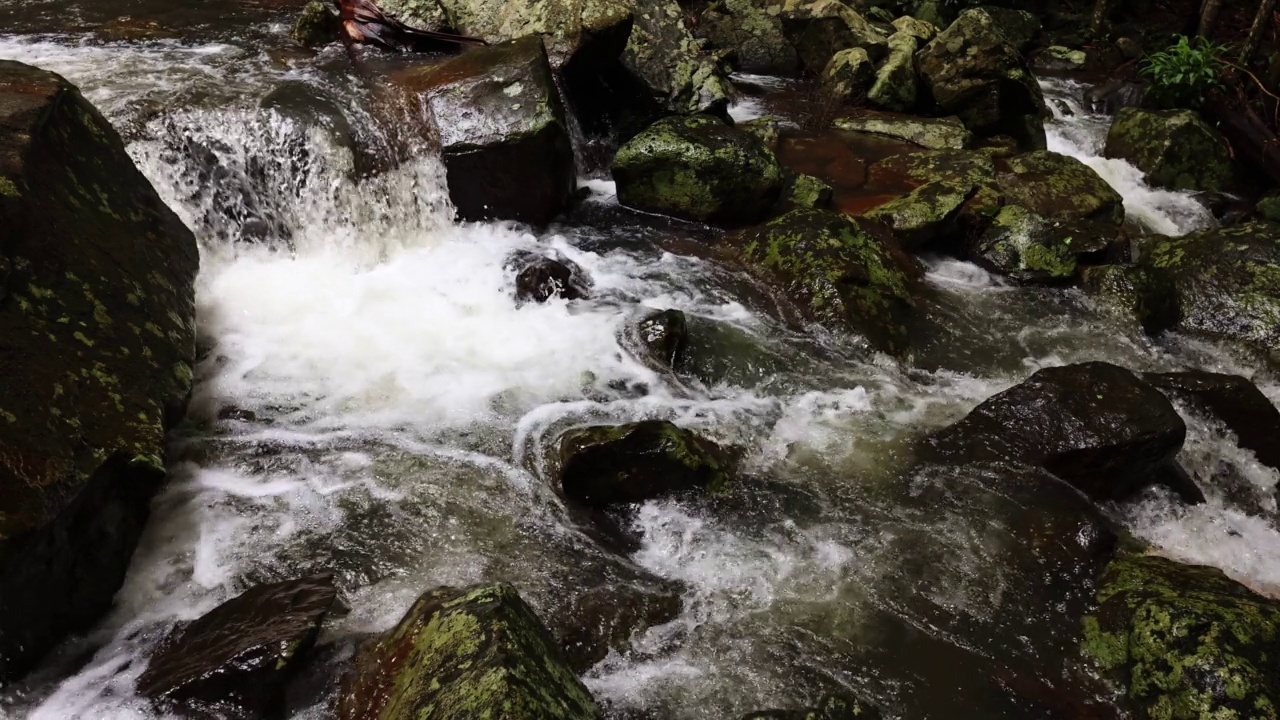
[
  {"left": 866, "top": 30, "right": 919, "bottom": 112},
  {"left": 138, "top": 575, "right": 338, "bottom": 719},
  {"left": 998, "top": 151, "right": 1125, "bottom": 225},
  {"left": 1137, "top": 222, "right": 1280, "bottom": 359},
  {"left": 0, "top": 61, "right": 199, "bottom": 679},
  {"left": 930, "top": 362, "right": 1201, "bottom": 504},
  {"left": 412, "top": 37, "right": 575, "bottom": 225},
  {"left": 558, "top": 421, "right": 728, "bottom": 507},
  {"left": 554, "top": 575, "right": 683, "bottom": 671},
  {"left": 776, "top": 0, "right": 889, "bottom": 75},
  {"left": 1104, "top": 107, "right": 1236, "bottom": 193},
  {"left": 916, "top": 8, "right": 1047, "bottom": 148},
  {"left": 739, "top": 209, "right": 920, "bottom": 355},
  {"left": 834, "top": 112, "right": 972, "bottom": 150},
  {"left": 509, "top": 251, "right": 591, "bottom": 304},
  {"left": 337, "top": 583, "right": 601, "bottom": 720},
  {"left": 1082, "top": 554, "right": 1280, "bottom": 717},
  {"left": 612, "top": 114, "right": 785, "bottom": 225},
  {"left": 626, "top": 308, "right": 689, "bottom": 371},
  {"left": 1081, "top": 264, "right": 1182, "bottom": 335},
  {"left": 741, "top": 694, "right": 885, "bottom": 719},
  {"left": 1143, "top": 371, "right": 1280, "bottom": 472}
]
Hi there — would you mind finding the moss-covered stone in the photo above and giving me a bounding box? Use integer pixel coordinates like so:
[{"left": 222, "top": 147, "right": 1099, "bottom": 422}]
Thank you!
[
  {"left": 624, "top": 0, "right": 733, "bottom": 114},
  {"left": 860, "top": 180, "right": 971, "bottom": 249},
  {"left": 973, "top": 205, "right": 1078, "bottom": 283},
  {"left": 775, "top": 0, "right": 889, "bottom": 75},
  {"left": 378, "top": 0, "right": 451, "bottom": 31},
  {"left": 821, "top": 47, "right": 874, "bottom": 105},
  {"left": 890, "top": 15, "right": 937, "bottom": 42},
  {"left": 739, "top": 209, "right": 920, "bottom": 355},
  {"left": 612, "top": 114, "right": 786, "bottom": 224},
  {"left": 866, "top": 30, "right": 919, "bottom": 112},
  {"left": 978, "top": 6, "right": 1041, "bottom": 53},
  {"left": 696, "top": 0, "right": 799, "bottom": 75},
  {"left": 558, "top": 420, "right": 729, "bottom": 506},
  {"left": 1104, "top": 107, "right": 1236, "bottom": 193},
  {"left": 867, "top": 148, "right": 1003, "bottom": 243},
  {"left": 1034, "top": 45, "right": 1088, "bottom": 71},
  {"left": 834, "top": 112, "right": 972, "bottom": 150},
  {"left": 435, "top": 0, "right": 632, "bottom": 70},
  {"left": 999, "top": 150, "right": 1125, "bottom": 225},
  {"left": 293, "top": 0, "right": 340, "bottom": 47},
  {"left": 780, "top": 172, "right": 833, "bottom": 211},
  {"left": 1082, "top": 553, "right": 1280, "bottom": 719},
  {"left": 338, "top": 583, "right": 602, "bottom": 720},
  {"left": 0, "top": 62, "right": 198, "bottom": 679},
  {"left": 916, "top": 8, "right": 1047, "bottom": 148},
  {"left": 1082, "top": 264, "right": 1181, "bottom": 336},
  {"left": 1257, "top": 193, "right": 1280, "bottom": 223},
  {"left": 1136, "top": 222, "right": 1280, "bottom": 360}
]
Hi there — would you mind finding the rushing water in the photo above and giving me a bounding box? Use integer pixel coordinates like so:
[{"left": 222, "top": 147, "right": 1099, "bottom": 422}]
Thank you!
[{"left": 0, "top": 28, "right": 1278, "bottom": 720}]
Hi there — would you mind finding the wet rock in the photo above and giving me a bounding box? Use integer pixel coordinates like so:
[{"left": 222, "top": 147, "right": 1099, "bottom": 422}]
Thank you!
[
  {"left": 1143, "top": 371, "right": 1280, "bottom": 472},
  {"left": 1137, "top": 222, "right": 1280, "bottom": 360},
  {"left": 260, "top": 81, "right": 364, "bottom": 177},
  {"left": 612, "top": 114, "right": 785, "bottom": 225},
  {"left": 779, "top": 172, "right": 833, "bottom": 211},
  {"left": 776, "top": 0, "right": 889, "bottom": 75},
  {"left": 866, "top": 30, "right": 919, "bottom": 112},
  {"left": 978, "top": 6, "right": 1041, "bottom": 53},
  {"left": 739, "top": 117, "right": 785, "bottom": 151},
  {"left": 1081, "top": 264, "right": 1181, "bottom": 335},
  {"left": 624, "top": 0, "right": 733, "bottom": 115},
  {"left": 1034, "top": 46, "right": 1088, "bottom": 72},
  {"left": 137, "top": 575, "right": 338, "bottom": 719},
  {"left": 1104, "top": 107, "right": 1236, "bottom": 193},
  {"left": 739, "top": 209, "right": 920, "bottom": 355},
  {"left": 867, "top": 148, "right": 1003, "bottom": 240},
  {"left": 558, "top": 420, "right": 728, "bottom": 507},
  {"left": 379, "top": 0, "right": 452, "bottom": 32},
  {"left": 294, "top": 0, "right": 340, "bottom": 47},
  {"left": 509, "top": 252, "right": 590, "bottom": 304},
  {"left": 0, "top": 62, "right": 199, "bottom": 680},
  {"left": 554, "top": 577, "right": 682, "bottom": 672},
  {"left": 741, "top": 694, "right": 885, "bottom": 719},
  {"left": 834, "top": 112, "right": 972, "bottom": 150},
  {"left": 1085, "top": 80, "right": 1146, "bottom": 115},
  {"left": 930, "top": 362, "right": 1201, "bottom": 504},
  {"left": 627, "top": 308, "right": 689, "bottom": 371},
  {"left": 1082, "top": 554, "right": 1280, "bottom": 717},
  {"left": 890, "top": 15, "right": 937, "bottom": 42},
  {"left": 916, "top": 8, "right": 1047, "bottom": 148},
  {"left": 434, "top": 0, "right": 631, "bottom": 71},
  {"left": 696, "top": 0, "right": 799, "bottom": 75},
  {"left": 412, "top": 37, "right": 575, "bottom": 225},
  {"left": 974, "top": 206, "right": 1124, "bottom": 284},
  {"left": 998, "top": 151, "right": 1125, "bottom": 225},
  {"left": 860, "top": 180, "right": 972, "bottom": 249},
  {"left": 337, "top": 583, "right": 601, "bottom": 720},
  {"left": 820, "top": 47, "right": 874, "bottom": 106}
]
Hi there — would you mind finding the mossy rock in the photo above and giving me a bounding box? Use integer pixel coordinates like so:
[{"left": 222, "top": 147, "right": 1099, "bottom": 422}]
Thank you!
[
  {"left": 435, "top": 0, "right": 632, "bottom": 70},
  {"left": 0, "top": 61, "right": 199, "bottom": 679},
  {"left": 338, "top": 583, "right": 602, "bottom": 720},
  {"left": 890, "top": 15, "right": 937, "bottom": 42},
  {"left": 1257, "top": 193, "right": 1280, "bottom": 223},
  {"left": 293, "top": 0, "right": 341, "bottom": 47},
  {"left": 976, "top": 6, "right": 1041, "bottom": 53},
  {"left": 973, "top": 205, "right": 1079, "bottom": 283},
  {"left": 866, "top": 30, "right": 919, "bottom": 112},
  {"left": 834, "top": 112, "right": 972, "bottom": 150},
  {"left": 1034, "top": 45, "right": 1088, "bottom": 71},
  {"left": 779, "top": 172, "right": 834, "bottom": 211},
  {"left": 999, "top": 150, "right": 1125, "bottom": 225},
  {"left": 623, "top": 0, "right": 733, "bottom": 114},
  {"left": 612, "top": 114, "right": 786, "bottom": 225},
  {"left": 860, "top": 179, "right": 972, "bottom": 249},
  {"left": 1136, "top": 222, "right": 1280, "bottom": 360},
  {"left": 1082, "top": 264, "right": 1181, "bottom": 336},
  {"left": 739, "top": 209, "right": 920, "bottom": 355},
  {"left": 379, "top": 0, "right": 451, "bottom": 32},
  {"left": 867, "top": 148, "right": 1003, "bottom": 241},
  {"left": 916, "top": 8, "right": 1047, "bottom": 148},
  {"left": 696, "top": 0, "right": 799, "bottom": 75},
  {"left": 775, "top": 0, "right": 889, "bottom": 75},
  {"left": 558, "top": 421, "right": 729, "bottom": 507},
  {"left": 1082, "top": 553, "right": 1280, "bottom": 719},
  {"left": 821, "top": 47, "right": 875, "bottom": 105},
  {"left": 1104, "top": 107, "right": 1235, "bottom": 193}
]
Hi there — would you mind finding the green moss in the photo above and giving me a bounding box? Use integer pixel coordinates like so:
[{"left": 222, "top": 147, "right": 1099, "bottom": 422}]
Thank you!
[
  {"left": 0, "top": 177, "right": 20, "bottom": 197},
  {"left": 1105, "top": 108, "right": 1235, "bottom": 192}
]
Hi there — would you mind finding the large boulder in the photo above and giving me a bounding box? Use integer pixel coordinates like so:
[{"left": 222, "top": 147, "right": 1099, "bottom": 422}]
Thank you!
[
  {"left": 696, "top": 0, "right": 799, "bottom": 75},
  {"left": 739, "top": 209, "right": 921, "bottom": 355},
  {"left": 1104, "top": 107, "right": 1236, "bottom": 193},
  {"left": 916, "top": 8, "right": 1048, "bottom": 149},
  {"left": 379, "top": 0, "right": 453, "bottom": 32},
  {"left": 1137, "top": 223, "right": 1280, "bottom": 359},
  {"left": 558, "top": 421, "right": 728, "bottom": 507},
  {"left": 998, "top": 151, "right": 1125, "bottom": 225},
  {"left": 835, "top": 112, "right": 972, "bottom": 151},
  {"left": 775, "top": 0, "right": 889, "bottom": 75},
  {"left": 865, "top": 148, "right": 1003, "bottom": 245},
  {"left": 410, "top": 37, "right": 575, "bottom": 225},
  {"left": 624, "top": 0, "right": 734, "bottom": 114},
  {"left": 1143, "top": 371, "right": 1280, "bottom": 472},
  {"left": 611, "top": 114, "right": 786, "bottom": 225},
  {"left": 1083, "top": 554, "right": 1280, "bottom": 717},
  {"left": 1081, "top": 264, "right": 1182, "bottom": 335},
  {"left": 867, "top": 30, "right": 920, "bottom": 112},
  {"left": 138, "top": 575, "right": 338, "bottom": 718},
  {"left": 623, "top": 308, "right": 690, "bottom": 372},
  {"left": 974, "top": 205, "right": 1126, "bottom": 284},
  {"left": 0, "top": 62, "right": 199, "bottom": 679},
  {"left": 929, "top": 362, "right": 1201, "bottom": 504},
  {"left": 821, "top": 47, "right": 875, "bottom": 105},
  {"left": 859, "top": 179, "right": 973, "bottom": 249},
  {"left": 434, "top": 0, "right": 632, "bottom": 70},
  {"left": 976, "top": 6, "right": 1041, "bottom": 53},
  {"left": 337, "top": 583, "right": 601, "bottom": 720}
]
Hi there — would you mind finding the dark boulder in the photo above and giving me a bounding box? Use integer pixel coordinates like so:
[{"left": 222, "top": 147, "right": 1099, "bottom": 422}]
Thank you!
[
  {"left": 558, "top": 420, "right": 728, "bottom": 507},
  {"left": 0, "top": 62, "right": 199, "bottom": 679},
  {"left": 508, "top": 251, "right": 590, "bottom": 304},
  {"left": 775, "top": 0, "right": 889, "bottom": 76},
  {"left": 1081, "top": 264, "right": 1181, "bottom": 335},
  {"left": 997, "top": 151, "right": 1125, "bottom": 225},
  {"left": 294, "top": 0, "right": 341, "bottom": 47},
  {"left": 624, "top": 308, "right": 689, "bottom": 372},
  {"left": 1083, "top": 554, "right": 1280, "bottom": 717},
  {"left": 738, "top": 209, "right": 921, "bottom": 355},
  {"left": 1143, "top": 371, "right": 1280, "bottom": 472},
  {"left": 409, "top": 37, "right": 575, "bottom": 225},
  {"left": 337, "top": 583, "right": 601, "bottom": 720},
  {"left": 916, "top": 8, "right": 1048, "bottom": 149},
  {"left": 1104, "top": 107, "right": 1236, "bottom": 193},
  {"left": 554, "top": 575, "right": 683, "bottom": 672},
  {"left": 930, "top": 362, "right": 1201, "bottom": 504},
  {"left": 696, "top": 0, "right": 799, "bottom": 75},
  {"left": 1137, "top": 222, "right": 1280, "bottom": 360},
  {"left": 974, "top": 206, "right": 1126, "bottom": 284},
  {"left": 624, "top": 0, "right": 733, "bottom": 115},
  {"left": 611, "top": 114, "right": 785, "bottom": 225},
  {"left": 137, "top": 575, "right": 339, "bottom": 719}
]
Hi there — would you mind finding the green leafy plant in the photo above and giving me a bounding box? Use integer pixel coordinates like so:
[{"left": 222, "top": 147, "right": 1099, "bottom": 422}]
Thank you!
[{"left": 1141, "top": 35, "right": 1227, "bottom": 110}]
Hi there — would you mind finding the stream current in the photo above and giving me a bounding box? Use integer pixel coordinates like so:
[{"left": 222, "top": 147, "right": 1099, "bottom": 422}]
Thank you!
[{"left": 0, "top": 27, "right": 1277, "bottom": 720}]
